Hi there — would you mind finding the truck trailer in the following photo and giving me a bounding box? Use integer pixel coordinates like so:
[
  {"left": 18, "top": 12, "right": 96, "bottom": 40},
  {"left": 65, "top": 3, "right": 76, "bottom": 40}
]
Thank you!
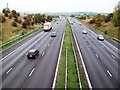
[{"left": 43, "top": 22, "right": 52, "bottom": 31}]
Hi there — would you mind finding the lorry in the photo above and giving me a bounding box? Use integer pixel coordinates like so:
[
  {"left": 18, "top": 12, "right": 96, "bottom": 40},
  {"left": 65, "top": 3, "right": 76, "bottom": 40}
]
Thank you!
[{"left": 43, "top": 22, "right": 52, "bottom": 31}]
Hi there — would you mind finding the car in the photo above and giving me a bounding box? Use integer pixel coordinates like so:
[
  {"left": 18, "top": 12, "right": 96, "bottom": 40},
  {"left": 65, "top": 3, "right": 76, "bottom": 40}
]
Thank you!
[
  {"left": 71, "top": 22, "right": 73, "bottom": 25},
  {"left": 51, "top": 32, "right": 57, "bottom": 37},
  {"left": 27, "top": 49, "right": 39, "bottom": 59},
  {"left": 97, "top": 35, "right": 104, "bottom": 41},
  {"left": 82, "top": 30, "right": 87, "bottom": 34},
  {"left": 79, "top": 23, "right": 82, "bottom": 25}
]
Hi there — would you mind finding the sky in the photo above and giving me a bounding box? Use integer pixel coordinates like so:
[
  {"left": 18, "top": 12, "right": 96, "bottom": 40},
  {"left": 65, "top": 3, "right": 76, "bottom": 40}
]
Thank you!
[{"left": 0, "top": 0, "right": 119, "bottom": 13}]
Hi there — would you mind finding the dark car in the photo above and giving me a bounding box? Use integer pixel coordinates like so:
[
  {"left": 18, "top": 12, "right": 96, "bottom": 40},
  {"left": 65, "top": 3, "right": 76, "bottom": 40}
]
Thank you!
[
  {"left": 51, "top": 32, "right": 57, "bottom": 37},
  {"left": 27, "top": 49, "right": 39, "bottom": 59},
  {"left": 71, "top": 22, "right": 73, "bottom": 25},
  {"left": 97, "top": 35, "right": 104, "bottom": 41}
]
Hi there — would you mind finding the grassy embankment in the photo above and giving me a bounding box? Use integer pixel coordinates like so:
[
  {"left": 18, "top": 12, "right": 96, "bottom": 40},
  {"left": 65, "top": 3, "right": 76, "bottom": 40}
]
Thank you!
[
  {"left": 80, "top": 19, "right": 120, "bottom": 44},
  {"left": 0, "top": 14, "right": 42, "bottom": 50}
]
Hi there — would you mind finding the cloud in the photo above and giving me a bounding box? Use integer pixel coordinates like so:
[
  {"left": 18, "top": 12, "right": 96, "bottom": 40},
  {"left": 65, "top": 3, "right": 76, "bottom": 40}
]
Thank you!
[{"left": 0, "top": 0, "right": 119, "bottom": 13}]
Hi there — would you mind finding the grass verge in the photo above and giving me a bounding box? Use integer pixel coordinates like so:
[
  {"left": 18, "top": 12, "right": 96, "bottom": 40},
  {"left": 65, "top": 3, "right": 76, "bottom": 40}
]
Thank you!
[
  {"left": 56, "top": 19, "right": 79, "bottom": 88},
  {"left": 0, "top": 28, "right": 41, "bottom": 51}
]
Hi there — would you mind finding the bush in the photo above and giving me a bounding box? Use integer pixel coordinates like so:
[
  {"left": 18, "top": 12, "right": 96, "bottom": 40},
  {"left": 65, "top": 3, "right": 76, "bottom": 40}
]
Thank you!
[
  {"left": 0, "top": 16, "right": 6, "bottom": 23},
  {"left": 4, "top": 12, "right": 8, "bottom": 17},
  {"left": 22, "top": 22, "right": 27, "bottom": 28},
  {"left": 24, "top": 19, "right": 31, "bottom": 26},
  {"left": 23, "top": 16, "right": 27, "bottom": 19},
  {"left": 31, "top": 22, "right": 34, "bottom": 26},
  {"left": 9, "top": 14, "right": 12, "bottom": 19},
  {"left": 14, "top": 18, "right": 18, "bottom": 22},
  {"left": 18, "top": 19, "right": 22, "bottom": 24},
  {"left": 2, "top": 8, "right": 10, "bottom": 13},
  {"left": 89, "top": 19, "right": 95, "bottom": 24},
  {"left": 17, "top": 12, "right": 20, "bottom": 16},
  {"left": 11, "top": 21, "right": 17, "bottom": 27}
]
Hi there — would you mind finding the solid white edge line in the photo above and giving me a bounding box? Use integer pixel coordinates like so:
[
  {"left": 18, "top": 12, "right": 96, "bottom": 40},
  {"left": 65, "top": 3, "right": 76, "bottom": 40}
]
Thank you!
[
  {"left": 72, "top": 28, "right": 92, "bottom": 89},
  {"left": 52, "top": 31, "right": 65, "bottom": 89},
  {"left": 6, "top": 68, "right": 12, "bottom": 74},
  {"left": 65, "top": 48, "right": 68, "bottom": 89},
  {"left": 29, "top": 68, "right": 35, "bottom": 76},
  {"left": 107, "top": 70, "right": 112, "bottom": 77}
]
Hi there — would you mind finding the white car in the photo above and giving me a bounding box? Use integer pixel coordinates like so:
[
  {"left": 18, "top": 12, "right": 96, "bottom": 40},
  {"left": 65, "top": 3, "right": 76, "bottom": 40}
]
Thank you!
[
  {"left": 97, "top": 35, "right": 104, "bottom": 41},
  {"left": 79, "top": 23, "right": 82, "bottom": 25},
  {"left": 51, "top": 32, "right": 57, "bottom": 37},
  {"left": 82, "top": 30, "right": 87, "bottom": 34}
]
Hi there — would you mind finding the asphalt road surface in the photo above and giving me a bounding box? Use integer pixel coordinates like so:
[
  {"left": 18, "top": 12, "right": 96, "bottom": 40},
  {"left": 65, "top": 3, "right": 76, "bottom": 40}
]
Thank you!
[
  {"left": 68, "top": 17, "right": 120, "bottom": 89},
  {"left": 1, "top": 16, "right": 66, "bottom": 89}
]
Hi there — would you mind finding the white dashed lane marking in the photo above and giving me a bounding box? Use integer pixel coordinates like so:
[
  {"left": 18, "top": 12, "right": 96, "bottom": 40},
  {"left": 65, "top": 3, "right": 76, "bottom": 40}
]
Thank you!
[
  {"left": 95, "top": 54, "right": 98, "bottom": 58},
  {"left": 6, "top": 68, "right": 12, "bottom": 74},
  {"left": 42, "top": 52, "right": 45, "bottom": 56},
  {"left": 111, "top": 55, "right": 115, "bottom": 59},
  {"left": 29, "top": 68, "right": 35, "bottom": 76},
  {"left": 107, "top": 70, "right": 112, "bottom": 77}
]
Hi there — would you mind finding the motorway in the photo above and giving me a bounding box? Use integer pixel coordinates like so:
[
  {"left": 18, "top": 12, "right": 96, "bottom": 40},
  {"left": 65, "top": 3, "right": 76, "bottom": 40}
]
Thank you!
[
  {"left": 1, "top": 16, "right": 66, "bottom": 88},
  {"left": 68, "top": 17, "right": 120, "bottom": 88}
]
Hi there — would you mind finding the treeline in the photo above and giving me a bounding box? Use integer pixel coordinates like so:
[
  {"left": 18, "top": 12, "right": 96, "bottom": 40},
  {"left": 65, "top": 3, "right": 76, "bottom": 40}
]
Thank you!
[
  {"left": 89, "top": 5, "right": 120, "bottom": 27},
  {"left": 0, "top": 8, "right": 53, "bottom": 29}
]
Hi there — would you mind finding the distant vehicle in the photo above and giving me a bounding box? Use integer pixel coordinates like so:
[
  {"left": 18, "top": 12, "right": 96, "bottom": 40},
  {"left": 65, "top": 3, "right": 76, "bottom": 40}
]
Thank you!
[
  {"left": 79, "top": 23, "right": 82, "bottom": 25},
  {"left": 97, "top": 35, "right": 104, "bottom": 41},
  {"left": 82, "top": 30, "right": 87, "bottom": 34},
  {"left": 71, "top": 22, "right": 73, "bottom": 25},
  {"left": 43, "top": 22, "right": 52, "bottom": 31},
  {"left": 51, "top": 32, "right": 57, "bottom": 37},
  {"left": 27, "top": 49, "right": 39, "bottom": 59}
]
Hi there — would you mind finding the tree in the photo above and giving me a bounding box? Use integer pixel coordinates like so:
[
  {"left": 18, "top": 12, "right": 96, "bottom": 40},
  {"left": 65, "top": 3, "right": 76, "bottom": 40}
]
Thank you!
[
  {"left": 2, "top": 9, "right": 6, "bottom": 13},
  {"left": 4, "top": 12, "right": 8, "bottom": 17},
  {"left": 11, "top": 10, "right": 17, "bottom": 15},
  {"left": 46, "top": 15, "right": 53, "bottom": 22},
  {"left": 89, "top": 14, "right": 106, "bottom": 27},
  {"left": 33, "top": 14, "right": 46, "bottom": 23},
  {"left": 18, "top": 19, "right": 22, "bottom": 24},
  {"left": 14, "top": 17, "right": 18, "bottom": 22},
  {"left": 105, "top": 13, "right": 113, "bottom": 23},
  {"left": 9, "top": 14, "right": 12, "bottom": 19},
  {"left": 17, "top": 12, "right": 20, "bottom": 16},
  {"left": 2, "top": 8, "right": 10, "bottom": 13},
  {"left": 11, "top": 10, "right": 17, "bottom": 18},
  {"left": 11, "top": 21, "right": 17, "bottom": 27},
  {"left": 22, "top": 22, "right": 27, "bottom": 28},
  {"left": 70, "top": 15, "right": 75, "bottom": 17},
  {"left": 111, "top": 5, "right": 120, "bottom": 27}
]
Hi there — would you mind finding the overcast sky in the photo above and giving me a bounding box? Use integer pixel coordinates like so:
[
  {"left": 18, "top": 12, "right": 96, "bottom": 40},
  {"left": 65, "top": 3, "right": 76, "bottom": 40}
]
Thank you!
[{"left": 0, "top": 0, "right": 119, "bottom": 13}]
